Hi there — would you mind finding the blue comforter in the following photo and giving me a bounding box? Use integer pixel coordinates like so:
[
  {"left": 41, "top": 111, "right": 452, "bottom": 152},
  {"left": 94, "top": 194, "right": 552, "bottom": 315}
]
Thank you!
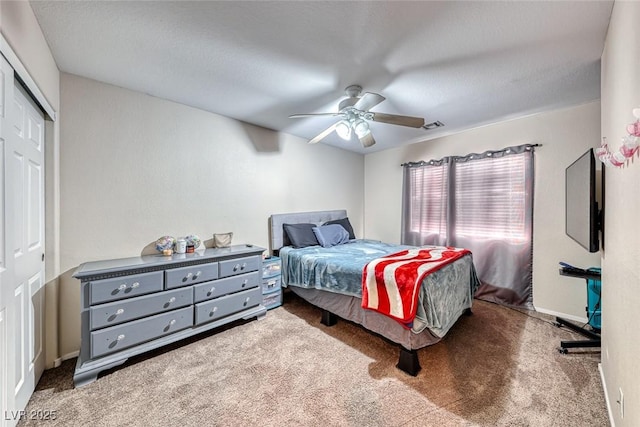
[
  {"left": 281, "top": 239, "right": 407, "bottom": 297},
  {"left": 280, "top": 239, "right": 480, "bottom": 336}
]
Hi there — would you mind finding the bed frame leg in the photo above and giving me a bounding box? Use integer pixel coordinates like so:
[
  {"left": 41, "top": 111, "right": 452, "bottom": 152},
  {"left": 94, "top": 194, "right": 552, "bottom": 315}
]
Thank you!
[
  {"left": 320, "top": 310, "right": 337, "bottom": 326},
  {"left": 397, "top": 348, "right": 421, "bottom": 376}
]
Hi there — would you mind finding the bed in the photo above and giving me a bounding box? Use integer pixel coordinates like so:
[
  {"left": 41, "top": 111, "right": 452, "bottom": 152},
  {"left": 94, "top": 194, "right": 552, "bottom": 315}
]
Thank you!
[{"left": 269, "top": 210, "right": 480, "bottom": 375}]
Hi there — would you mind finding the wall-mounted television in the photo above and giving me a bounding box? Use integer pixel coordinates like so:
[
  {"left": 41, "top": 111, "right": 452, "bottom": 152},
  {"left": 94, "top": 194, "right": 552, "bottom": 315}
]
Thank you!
[{"left": 565, "top": 148, "right": 602, "bottom": 252}]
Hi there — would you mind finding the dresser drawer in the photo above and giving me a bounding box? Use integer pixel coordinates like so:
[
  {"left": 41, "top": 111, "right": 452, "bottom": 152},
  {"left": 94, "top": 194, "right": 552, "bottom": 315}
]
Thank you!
[
  {"left": 263, "top": 289, "right": 282, "bottom": 310},
  {"left": 262, "top": 276, "right": 281, "bottom": 294},
  {"left": 90, "top": 288, "right": 193, "bottom": 330},
  {"left": 262, "top": 257, "right": 281, "bottom": 278},
  {"left": 89, "top": 271, "right": 164, "bottom": 305},
  {"left": 165, "top": 263, "right": 218, "bottom": 289},
  {"left": 90, "top": 306, "right": 193, "bottom": 358},
  {"left": 193, "top": 272, "right": 260, "bottom": 303},
  {"left": 218, "top": 255, "right": 261, "bottom": 278},
  {"left": 194, "top": 287, "right": 262, "bottom": 325}
]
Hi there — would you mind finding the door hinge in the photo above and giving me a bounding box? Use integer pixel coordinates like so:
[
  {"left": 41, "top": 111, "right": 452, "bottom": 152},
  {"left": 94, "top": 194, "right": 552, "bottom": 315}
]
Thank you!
[{"left": 42, "top": 253, "right": 45, "bottom": 261}]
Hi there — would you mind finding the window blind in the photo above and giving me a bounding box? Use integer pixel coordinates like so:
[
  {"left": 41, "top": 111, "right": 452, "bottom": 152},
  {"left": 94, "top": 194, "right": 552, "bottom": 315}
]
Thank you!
[
  {"left": 409, "top": 164, "right": 448, "bottom": 236},
  {"left": 454, "top": 155, "right": 527, "bottom": 242}
]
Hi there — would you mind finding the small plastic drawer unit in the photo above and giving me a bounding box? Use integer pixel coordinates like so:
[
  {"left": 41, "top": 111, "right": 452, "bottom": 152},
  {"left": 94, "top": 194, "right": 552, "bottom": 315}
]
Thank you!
[
  {"left": 262, "top": 257, "right": 281, "bottom": 278},
  {"left": 262, "top": 256, "right": 282, "bottom": 310},
  {"left": 586, "top": 267, "right": 601, "bottom": 330}
]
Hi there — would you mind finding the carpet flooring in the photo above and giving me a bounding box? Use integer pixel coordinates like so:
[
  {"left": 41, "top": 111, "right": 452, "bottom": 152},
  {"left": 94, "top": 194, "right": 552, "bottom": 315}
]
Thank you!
[{"left": 19, "top": 293, "right": 608, "bottom": 426}]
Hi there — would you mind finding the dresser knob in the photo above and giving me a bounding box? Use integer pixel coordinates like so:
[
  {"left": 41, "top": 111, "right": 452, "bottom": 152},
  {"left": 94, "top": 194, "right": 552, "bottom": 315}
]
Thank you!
[
  {"left": 169, "top": 319, "right": 176, "bottom": 326},
  {"left": 194, "top": 271, "right": 201, "bottom": 278},
  {"left": 168, "top": 297, "right": 176, "bottom": 303},
  {"left": 211, "top": 307, "right": 218, "bottom": 313},
  {"left": 116, "top": 309, "right": 124, "bottom": 315},
  {"left": 186, "top": 272, "right": 193, "bottom": 279},
  {"left": 131, "top": 282, "right": 140, "bottom": 288},
  {"left": 208, "top": 286, "right": 216, "bottom": 295},
  {"left": 118, "top": 284, "right": 127, "bottom": 291},
  {"left": 116, "top": 334, "right": 125, "bottom": 341},
  {"left": 233, "top": 264, "right": 240, "bottom": 271},
  {"left": 242, "top": 280, "right": 248, "bottom": 287},
  {"left": 241, "top": 263, "right": 247, "bottom": 270}
]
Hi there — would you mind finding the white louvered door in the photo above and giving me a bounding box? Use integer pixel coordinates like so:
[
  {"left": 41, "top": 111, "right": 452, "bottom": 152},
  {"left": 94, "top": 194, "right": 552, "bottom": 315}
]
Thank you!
[{"left": 0, "top": 54, "right": 46, "bottom": 426}]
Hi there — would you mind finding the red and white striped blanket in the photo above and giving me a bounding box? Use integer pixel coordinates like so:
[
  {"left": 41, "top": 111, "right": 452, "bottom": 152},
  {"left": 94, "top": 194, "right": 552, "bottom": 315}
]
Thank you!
[{"left": 361, "top": 246, "right": 471, "bottom": 328}]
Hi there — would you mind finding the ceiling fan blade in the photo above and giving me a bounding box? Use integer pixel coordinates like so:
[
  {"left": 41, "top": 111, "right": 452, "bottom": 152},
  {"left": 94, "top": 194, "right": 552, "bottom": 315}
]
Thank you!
[
  {"left": 354, "top": 92, "right": 385, "bottom": 111},
  {"left": 308, "top": 122, "right": 339, "bottom": 144},
  {"left": 289, "top": 113, "right": 342, "bottom": 119},
  {"left": 371, "top": 112, "right": 425, "bottom": 128},
  {"left": 359, "top": 132, "right": 376, "bottom": 148}
]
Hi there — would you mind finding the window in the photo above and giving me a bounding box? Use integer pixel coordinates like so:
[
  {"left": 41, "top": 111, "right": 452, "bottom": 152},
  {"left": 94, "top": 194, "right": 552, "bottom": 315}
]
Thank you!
[
  {"left": 454, "top": 155, "right": 527, "bottom": 242},
  {"left": 409, "top": 164, "right": 448, "bottom": 236},
  {"left": 401, "top": 145, "right": 535, "bottom": 307}
]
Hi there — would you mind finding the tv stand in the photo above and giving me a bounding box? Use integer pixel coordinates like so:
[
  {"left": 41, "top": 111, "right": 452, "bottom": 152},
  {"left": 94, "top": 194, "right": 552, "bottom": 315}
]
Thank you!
[
  {"left": 554, "top": 316, "right": 600, "bottom": 353},
  {"left": 555, "top": 267, "right": 601, "bottom": 354}
]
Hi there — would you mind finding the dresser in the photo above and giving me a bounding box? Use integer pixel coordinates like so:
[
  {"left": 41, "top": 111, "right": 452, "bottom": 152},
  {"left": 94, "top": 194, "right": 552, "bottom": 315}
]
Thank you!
[{"left": 73, "top": 245, "right": 266, "bottom": 387}]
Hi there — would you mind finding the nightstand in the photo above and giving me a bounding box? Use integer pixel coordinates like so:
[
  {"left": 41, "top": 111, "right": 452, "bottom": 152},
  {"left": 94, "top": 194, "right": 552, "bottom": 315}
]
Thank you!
[{"left": 262, "top": 256, "right": 282, "bottom": 309}]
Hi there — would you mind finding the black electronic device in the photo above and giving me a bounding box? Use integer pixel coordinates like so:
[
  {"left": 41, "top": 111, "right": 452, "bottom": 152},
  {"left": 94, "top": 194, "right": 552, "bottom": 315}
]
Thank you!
[{"left": 565, "top": 148, "right": 603, "bottom": 252}]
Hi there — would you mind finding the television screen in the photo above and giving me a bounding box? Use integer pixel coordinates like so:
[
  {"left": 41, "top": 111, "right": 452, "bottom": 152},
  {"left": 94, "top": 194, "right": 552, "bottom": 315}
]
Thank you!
[{"left": 565, "top": 148, "right": 599, "bottom": 252}]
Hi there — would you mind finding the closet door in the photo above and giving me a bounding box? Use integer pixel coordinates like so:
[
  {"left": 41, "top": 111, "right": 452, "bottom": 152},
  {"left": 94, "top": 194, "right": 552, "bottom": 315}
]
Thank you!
[
  {"left": 0, "top": 54, "right": 46, "bottom": 426},
  {"left": 0, "top": 53, "right": 15, "bottom": 427}
]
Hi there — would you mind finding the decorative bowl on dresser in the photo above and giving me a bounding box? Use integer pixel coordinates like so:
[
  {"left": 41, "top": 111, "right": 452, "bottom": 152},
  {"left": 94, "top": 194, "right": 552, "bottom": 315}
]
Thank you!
[{"left": 73, "top": 244, "right": 266, "bottom": 387}]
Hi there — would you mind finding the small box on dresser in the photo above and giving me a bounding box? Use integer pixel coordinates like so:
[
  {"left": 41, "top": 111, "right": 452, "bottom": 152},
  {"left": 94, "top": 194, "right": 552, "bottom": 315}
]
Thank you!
[{"left": 262, "top": 256, "right": 282, "bottom": 309}]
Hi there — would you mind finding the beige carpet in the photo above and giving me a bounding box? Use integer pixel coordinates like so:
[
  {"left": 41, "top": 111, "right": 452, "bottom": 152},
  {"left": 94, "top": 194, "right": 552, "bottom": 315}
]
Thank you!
[{"left": 20, "top": 294, "right": 608, "bottom": 426}]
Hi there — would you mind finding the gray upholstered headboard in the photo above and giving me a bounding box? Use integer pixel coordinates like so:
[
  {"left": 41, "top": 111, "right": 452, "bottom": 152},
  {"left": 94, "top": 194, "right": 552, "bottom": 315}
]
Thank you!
[{"left": 269, "top": 209, "right": 347, "bottom": 253}]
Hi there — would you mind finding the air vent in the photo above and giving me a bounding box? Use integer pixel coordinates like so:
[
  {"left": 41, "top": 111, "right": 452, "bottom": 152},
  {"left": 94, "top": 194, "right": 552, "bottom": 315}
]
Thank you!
[{"left": 423, "top": 121, "right": 444, "bottom": 130}]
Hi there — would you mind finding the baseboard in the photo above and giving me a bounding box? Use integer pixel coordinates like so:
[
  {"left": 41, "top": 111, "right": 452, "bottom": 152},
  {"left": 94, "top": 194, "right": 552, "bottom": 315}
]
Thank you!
[
  {"left": 534, "top": 307, "right": 587, "bottom": 323},
  {"left": 599, "top": 363, "right": 616, "bottom": 427},
  {"left": 60, "top": 350, "right": 79, "bottom": 362}
]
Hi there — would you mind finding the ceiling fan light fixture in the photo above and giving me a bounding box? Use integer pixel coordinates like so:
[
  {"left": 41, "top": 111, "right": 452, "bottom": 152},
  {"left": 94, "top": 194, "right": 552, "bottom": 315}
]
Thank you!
[
  {"left": 353, "top": 119, "right": 370, "bottom": 138},
  {"left": 335, "top": 120, "right": 352, "bottom": 140},
  {"left": 290, "top": 84, "right": 427, "bottom": 148}
]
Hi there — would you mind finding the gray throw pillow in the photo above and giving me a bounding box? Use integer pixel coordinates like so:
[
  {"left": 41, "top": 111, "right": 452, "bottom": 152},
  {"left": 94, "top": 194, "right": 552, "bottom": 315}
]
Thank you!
[
  {"left": 312, "top": 224, "right": 350, "bottom": 248},
  {"left": 283, "top": 223, "right": 319, "bottom": 248},
  {"left": 323, "top": 217, "right": 356, "bottom": 240}
]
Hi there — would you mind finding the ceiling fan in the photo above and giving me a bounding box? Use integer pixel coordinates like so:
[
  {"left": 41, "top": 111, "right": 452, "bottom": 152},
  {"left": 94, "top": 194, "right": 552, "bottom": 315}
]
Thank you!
[{"left": 289, "top": 85, "right": 442, "bottom": 148}]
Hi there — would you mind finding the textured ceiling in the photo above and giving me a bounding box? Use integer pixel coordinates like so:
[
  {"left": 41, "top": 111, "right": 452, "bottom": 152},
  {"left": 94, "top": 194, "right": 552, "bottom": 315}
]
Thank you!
[{"left": 30, "top": 1, "right": 613, "bottom": 153}]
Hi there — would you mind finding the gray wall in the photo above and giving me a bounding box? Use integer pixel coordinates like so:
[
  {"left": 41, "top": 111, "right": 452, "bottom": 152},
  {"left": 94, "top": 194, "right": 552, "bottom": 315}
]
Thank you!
[
  {"left": 58, "top": 73, "right": 365, "bottom": 357},
  {"left": 600, "top": 2, "right": 640, "bottom": 425}
]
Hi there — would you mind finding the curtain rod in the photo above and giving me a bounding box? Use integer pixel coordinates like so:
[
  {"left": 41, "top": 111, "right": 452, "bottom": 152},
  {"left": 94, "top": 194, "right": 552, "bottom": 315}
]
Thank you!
[{"left": 400, "top": 143, "right": 542, "bottom": 166}]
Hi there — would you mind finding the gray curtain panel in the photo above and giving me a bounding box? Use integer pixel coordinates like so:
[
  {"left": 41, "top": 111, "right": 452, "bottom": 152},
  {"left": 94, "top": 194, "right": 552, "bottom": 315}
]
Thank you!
[{"left": 401, "top": 144, "right": 535, "bottom": 307}]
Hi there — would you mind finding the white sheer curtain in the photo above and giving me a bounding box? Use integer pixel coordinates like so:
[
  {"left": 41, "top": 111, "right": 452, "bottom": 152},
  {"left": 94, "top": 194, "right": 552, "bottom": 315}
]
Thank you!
[{"left": 401, "top": 145, "right": 535, "bottom": 307}]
